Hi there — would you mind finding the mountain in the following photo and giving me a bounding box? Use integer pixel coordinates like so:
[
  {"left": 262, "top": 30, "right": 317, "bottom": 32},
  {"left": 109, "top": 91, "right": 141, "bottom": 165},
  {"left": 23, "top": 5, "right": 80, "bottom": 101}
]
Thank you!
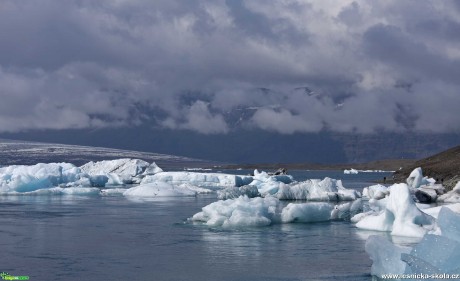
[
  {"left": 0, "top": 139, "right": 217, "bottom": 169},
  {"left": 393, "top": 144, "right": 460, "bottom": 190}
]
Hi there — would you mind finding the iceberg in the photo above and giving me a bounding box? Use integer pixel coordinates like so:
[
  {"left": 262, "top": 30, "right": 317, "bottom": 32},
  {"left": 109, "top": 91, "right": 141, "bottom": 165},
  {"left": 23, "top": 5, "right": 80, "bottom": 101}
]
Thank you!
[
  {"left": 123, "top": 182, "right": 196, "bottom": 197},
  {"left": 275, "top": 178, "right": 360, "bottom": 201},
  {"left": 0, "top": 163, "right": 91, "bottom": 193},
  {"left": 80, "top": 158, "right": 163, "bottom": 185},
  {"left": 355, "top": 184, "right": 434, "bottom": 237},
  {"left": 362, "top": 184, "right": 389, "bottom": 200},
  {"left": 217, "top": 185, "right": 260, "bottom": 200},
  {"left": 191, "top": 196, "right": 282, "bottom": 227},
  {"left": 406, "top": 167, "right": 435, "bottom": 189},
  {"left": 365, "top": 235, "right": 411, "bottom": 277},
  {"left": 344, "top": 168, "right": 359, "bottom": 174},
  {"left": 245, "top": 169, "right": 294, "bottom": 196},
  {"left": 141, "top": 171, "right": 253, "bottom": 190},
  {"left": 366, "top": 208, "right": 460, "bottom": 279},
  {"left": 191, "top": 196, "right": 363, "bottom": 227},
  {"left": 281, "top": 202, "right": 334, "bottom": 223}
]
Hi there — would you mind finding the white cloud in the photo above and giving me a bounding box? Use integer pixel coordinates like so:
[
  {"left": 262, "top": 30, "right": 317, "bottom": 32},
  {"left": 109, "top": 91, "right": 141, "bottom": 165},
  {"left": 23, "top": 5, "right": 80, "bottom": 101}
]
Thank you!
[{"left": 0, "top": 0, "right": 459, "bottom": 134}]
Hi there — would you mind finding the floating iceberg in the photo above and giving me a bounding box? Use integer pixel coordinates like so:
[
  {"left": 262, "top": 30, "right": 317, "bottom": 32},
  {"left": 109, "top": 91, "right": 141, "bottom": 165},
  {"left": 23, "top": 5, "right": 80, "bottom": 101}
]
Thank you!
[
  {"left": 406, "top": 167, "right": 435, "bottom": 189},
  {"left": 80, "top": 158, "right": 163, "bottom": 185},
  {"left": 366, "top": 208, "right": 460, "bottom": 279},
  {"left": 355, "top": 184, "right": 434, "bottom": 237},
  {"left": 344, "top": 168, "right": 359, "bottom": 174},
  {"left": 191, "top": 196, "right": 363, "bottom": 227},
  {"left": 363, "top": 184, "right": 389, "bottom": 200},
  {"left": 217, "top": 185, "right": 260, "bottom": 200},
  {"left": 191, "top": 196, "right": 282, "bottom": 227},
  {"left": 123, "top": 182, "right": 196, "bottom": 197},
  {"left": 0, "top": 163, "right": 90, "bottom": 193},
  {"left": 245, "top": 169, "right": 293, "bottom": 196},
  {"left": 275, "top": 178, "right": 360, "bottom": 201},
  {"left": 141, "top": 171, "right": 253, "bottom": 190}
]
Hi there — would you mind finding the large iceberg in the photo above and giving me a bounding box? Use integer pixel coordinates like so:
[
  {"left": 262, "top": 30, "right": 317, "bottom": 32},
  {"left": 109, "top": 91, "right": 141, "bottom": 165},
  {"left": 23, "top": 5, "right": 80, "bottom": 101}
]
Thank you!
[
  {"left": 80, "top": 158, "right": 163, "bottom": 185},
  {"left": 355, "top": 184, "right": 434, "bottom": 237},
  {"left": 123, "top": 182, "right": 196, "bottom": 197},
  {"left": 362, "top": 184, "right": 389, "bottom": 200},
  {"left": 275, "top": 178, "right": 360, "bottom": 201},
  {"left": 141, "top": 171, "right": 253, "bottom": 190},
  {"left": 366, "top": 208, "right": 460, "bottom": 279},
  {"left": 191, "top": 196, "right": 282, "bottom": 227},
  {"left": 191, "top": 196, "right": 363, "bottom": 227},
  {"left": 0, "top": 163, "right": 90, "bottom": 193}
]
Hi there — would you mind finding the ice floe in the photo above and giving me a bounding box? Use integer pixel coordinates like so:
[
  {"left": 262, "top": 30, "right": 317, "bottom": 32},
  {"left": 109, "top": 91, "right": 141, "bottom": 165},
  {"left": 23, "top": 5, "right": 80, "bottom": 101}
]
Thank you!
[{"left": 344, "top": 168, "right": 359, "bottom": 174}]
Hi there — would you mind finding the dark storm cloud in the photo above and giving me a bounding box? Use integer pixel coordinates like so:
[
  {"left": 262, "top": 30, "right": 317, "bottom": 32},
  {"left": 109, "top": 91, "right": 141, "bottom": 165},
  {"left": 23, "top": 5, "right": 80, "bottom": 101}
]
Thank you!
[{"left": 0, "top": 0, "right": 459, "bottom": 134}]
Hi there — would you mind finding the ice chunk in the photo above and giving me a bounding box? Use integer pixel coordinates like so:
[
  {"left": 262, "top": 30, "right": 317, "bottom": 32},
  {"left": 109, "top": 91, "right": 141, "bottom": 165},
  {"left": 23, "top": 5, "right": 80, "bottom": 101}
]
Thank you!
[
  {"left": 0, "top": 163, "right": 90, "bottom": 193},
  {"left": 365, "top": 235, "right": 411, "bottom": 277},
  {"left": 80, "top": 158, "right": 162, "bottom": 185},
  {"left": 217, "top": 185, "right": 260, "bottom": 200},
  {"left": 366, "top": 207, "right": 460, "bottom": 279},
  {"left": 438, "top": 181, "right": 460, "bottom": 203},
  {"left": 281, "top": 202, "right": 333, "bottom": 223},
  {"left": 101, "top": 188, "right": 127, "bottom": 196},
  {"left": 142, "top": 172, "right": 253, "bottom": 189},
  {"left": 344, "top": 168, "right": 358, "bottom": 174},
  {"left": 123, "top": 182, "right": 196, "bottom": 197},
  {"left": 363, "top": 184, "right": 389, "bottom": 200},
  {"left": 421, "top": 203, "right": 460, "bottom": 219},
  {"left": 406, "top": 167, "right": 435, "bottom": 189},
  {"left": 275, "top": 178, "right": 360, "bottom": 201},
  {"left": 437, "top": 207, "right": 460, "bottom": 243},
  {"left": 356, "top": 184, "right": 434, "bottom": 237},
  {"left": 249, "top": 169, "right": 294, "bottom": 196},
  {"left": 191, "top": 196, "right": 282, "bottom": 227}
]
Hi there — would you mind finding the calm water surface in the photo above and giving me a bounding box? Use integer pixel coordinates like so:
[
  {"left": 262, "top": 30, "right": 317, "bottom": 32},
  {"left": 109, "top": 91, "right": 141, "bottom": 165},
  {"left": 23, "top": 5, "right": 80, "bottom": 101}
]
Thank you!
[{"left": 0, "top": 170, "right": 396, "bottom": 281}]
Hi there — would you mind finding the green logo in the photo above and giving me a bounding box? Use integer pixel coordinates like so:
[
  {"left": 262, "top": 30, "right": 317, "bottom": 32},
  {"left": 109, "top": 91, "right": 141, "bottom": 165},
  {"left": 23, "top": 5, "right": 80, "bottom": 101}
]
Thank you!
[{"left": 0, "top": 272, "right": 29, "bottom": 280}]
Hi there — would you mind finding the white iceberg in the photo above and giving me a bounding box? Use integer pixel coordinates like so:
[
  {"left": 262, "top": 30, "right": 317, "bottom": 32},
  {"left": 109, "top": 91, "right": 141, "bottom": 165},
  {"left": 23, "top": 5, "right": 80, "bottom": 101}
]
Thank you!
[
  {"left": 191, "top": 196, "right": 282, "bottom": 227},
  {"left": 244, "top": 169, "right": 293, "bottom": 196},
  {"left": 80, "top": 158, "right": 163, "bottom": 185},
  {"left": 275, "top": 178, "right": 360, "bottom": 201},
  {"left": 366, "top": 208, "right": 460, "bottom": 279},
  {"left": 344, "top": 168, "right": 359, "bottom": 174},
  {"left": 123, "top": 182, "right": 196, "bottom": 197},
  {"left": 217, "top": 185, "right": 260, "bottom": 200},
  {"left": 281, "top": 202, "right": 334, "bottom": 223},
  {"left": 363, "top": 184, "right": 389, "bottom": 200},
  {"left": 355, "top": 183, "right": 434, "bottom": 237},
  {"left": 191, "top": 196, "right": 363, "bottom": 227},
  {"left": 0, "top": 163, "right": 91, "bottom": 193},
  {"left": 406, "top": 167, "right": 435, "bottom": 189},
  {"left": 141, "top": 171, "right": 253, "bottom": 190}
]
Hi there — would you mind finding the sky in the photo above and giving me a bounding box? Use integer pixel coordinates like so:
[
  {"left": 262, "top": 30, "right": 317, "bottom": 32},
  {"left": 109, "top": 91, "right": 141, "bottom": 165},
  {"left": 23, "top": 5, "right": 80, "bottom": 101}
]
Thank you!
[{"left": 1, "top": 0, "right": 460, "bottom": 162}]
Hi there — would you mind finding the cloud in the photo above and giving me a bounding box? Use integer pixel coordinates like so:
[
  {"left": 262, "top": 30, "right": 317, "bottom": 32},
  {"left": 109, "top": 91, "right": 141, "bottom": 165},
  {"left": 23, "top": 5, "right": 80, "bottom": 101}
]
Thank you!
[{"left": 0, "top": 0, "right": 459, "bottom": 134}]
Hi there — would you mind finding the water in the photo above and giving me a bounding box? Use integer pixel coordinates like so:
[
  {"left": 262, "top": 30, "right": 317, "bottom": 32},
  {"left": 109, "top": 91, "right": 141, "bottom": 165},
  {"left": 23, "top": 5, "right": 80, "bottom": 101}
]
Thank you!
[{"left": 0, "top": 170, "right": 394, "bottom": 281}]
